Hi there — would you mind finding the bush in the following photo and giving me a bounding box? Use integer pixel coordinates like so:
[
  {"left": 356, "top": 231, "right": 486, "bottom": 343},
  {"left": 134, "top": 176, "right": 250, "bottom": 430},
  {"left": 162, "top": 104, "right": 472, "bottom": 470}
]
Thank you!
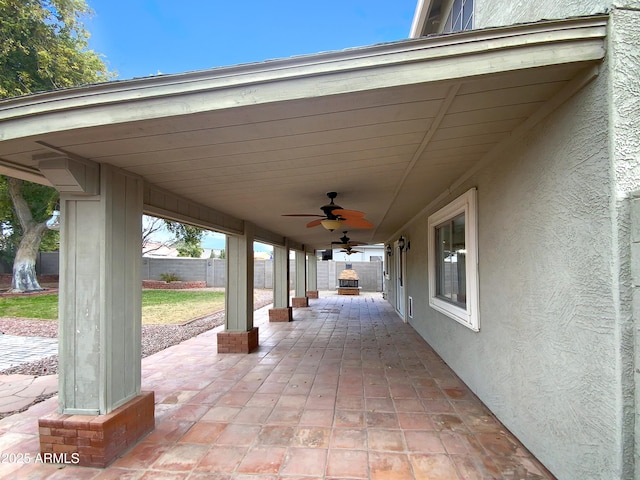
[{"left": 159, "top": 272, "right": 181, "bottom": 282}]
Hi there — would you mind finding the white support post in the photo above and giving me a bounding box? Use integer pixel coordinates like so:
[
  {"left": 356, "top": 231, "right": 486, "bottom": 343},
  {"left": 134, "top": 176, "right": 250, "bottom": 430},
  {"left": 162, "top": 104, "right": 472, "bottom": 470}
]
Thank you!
[
  {"left": 58, "top": 164, "right": 143, "bottom": 415},
  {"left": 218, "top": 222, "right": 258, "bottom": 352}
]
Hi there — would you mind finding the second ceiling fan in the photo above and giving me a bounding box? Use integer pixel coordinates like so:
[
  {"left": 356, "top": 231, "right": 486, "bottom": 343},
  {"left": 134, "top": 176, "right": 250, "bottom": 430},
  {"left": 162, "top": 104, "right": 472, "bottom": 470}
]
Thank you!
[{"left": 283, "top": 192, "right": 373, "bottom": 231}]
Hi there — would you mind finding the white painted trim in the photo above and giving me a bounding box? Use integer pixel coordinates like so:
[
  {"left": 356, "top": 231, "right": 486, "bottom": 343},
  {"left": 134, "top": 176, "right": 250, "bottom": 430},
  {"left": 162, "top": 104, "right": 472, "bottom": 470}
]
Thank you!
[
  {"left": 0, "top": 17, "right": 607, "bottom": 142},
  {"left": 409, "top": 0, "right": 431, "bottom": 38},
  {"left": 428, "top": 188, "right": 479, "bottom": 331}
]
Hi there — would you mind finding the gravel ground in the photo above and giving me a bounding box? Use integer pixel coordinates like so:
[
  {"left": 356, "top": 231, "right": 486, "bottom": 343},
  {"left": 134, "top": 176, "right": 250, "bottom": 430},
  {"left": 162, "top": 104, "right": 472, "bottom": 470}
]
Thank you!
[{"left": 0, "top": 289, "right": 274, "bottom": 377}]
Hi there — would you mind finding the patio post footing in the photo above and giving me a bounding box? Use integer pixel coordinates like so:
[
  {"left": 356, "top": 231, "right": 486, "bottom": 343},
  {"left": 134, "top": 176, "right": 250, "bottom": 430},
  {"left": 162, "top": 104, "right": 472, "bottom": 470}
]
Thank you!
[
  {"left": 217, "top": 327, "right": 259, "bottom": 353},
  {"left": 292, "top": 297, "right": 309, "bottom": 307},
  {"left": 269, "top": 307, "right": 293, "bottom": 322},
  {"left": 38, "top": 391, "right": 155, "bottom": 468}
]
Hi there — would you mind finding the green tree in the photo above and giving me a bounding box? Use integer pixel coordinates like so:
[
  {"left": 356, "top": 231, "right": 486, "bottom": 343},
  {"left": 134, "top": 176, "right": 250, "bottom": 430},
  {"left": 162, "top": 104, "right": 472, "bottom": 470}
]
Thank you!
[
  {"left": 0, "top": 0, "right": 111, "bottom": 98},
  {"left": 0, "top": 0, "right": 113, "bottom": 291},
  {"left": 165, "top": 222, "right": 204, "bottom": 258}
]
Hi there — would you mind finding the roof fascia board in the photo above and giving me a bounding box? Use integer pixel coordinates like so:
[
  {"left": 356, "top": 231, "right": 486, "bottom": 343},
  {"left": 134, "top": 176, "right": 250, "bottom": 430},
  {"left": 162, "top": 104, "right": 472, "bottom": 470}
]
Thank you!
[
  {"left": 0, "top": 16, "right": 607, "bottom": 142},
  {"left": 409, "top": 0, "right": 434, "bottom": 38}
]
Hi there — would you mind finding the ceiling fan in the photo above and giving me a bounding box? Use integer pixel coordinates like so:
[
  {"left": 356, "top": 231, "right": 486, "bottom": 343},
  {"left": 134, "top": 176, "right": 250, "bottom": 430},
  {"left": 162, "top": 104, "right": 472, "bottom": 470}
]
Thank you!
[
  {"left": 282, "top": 192, "right": 373, "bottom": 231},
  {"left": 332, "top": 231, "right": 367, "bottom": 248},
  {"left": 340, "top": 245, "right": 363, "bottom": 255}
]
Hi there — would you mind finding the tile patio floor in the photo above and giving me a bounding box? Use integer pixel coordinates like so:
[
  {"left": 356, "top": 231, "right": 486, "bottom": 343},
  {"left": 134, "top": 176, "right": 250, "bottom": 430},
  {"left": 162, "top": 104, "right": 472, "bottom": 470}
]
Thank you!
[{"left": 0, "top": 292, "right": 555, "bottom": 479}]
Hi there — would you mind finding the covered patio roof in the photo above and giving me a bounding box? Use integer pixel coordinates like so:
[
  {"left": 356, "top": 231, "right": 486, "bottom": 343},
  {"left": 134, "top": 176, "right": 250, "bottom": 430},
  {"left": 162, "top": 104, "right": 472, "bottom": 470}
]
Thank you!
[{"left": 0, "top": 16, "right": 606, "bottom": 250}]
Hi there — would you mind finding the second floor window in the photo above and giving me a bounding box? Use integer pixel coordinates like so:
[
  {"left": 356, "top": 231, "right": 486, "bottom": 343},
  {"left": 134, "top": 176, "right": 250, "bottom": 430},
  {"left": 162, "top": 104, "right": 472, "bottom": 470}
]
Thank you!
[{"left": 443, "top": 0, "right": 474, "bottom": 33}]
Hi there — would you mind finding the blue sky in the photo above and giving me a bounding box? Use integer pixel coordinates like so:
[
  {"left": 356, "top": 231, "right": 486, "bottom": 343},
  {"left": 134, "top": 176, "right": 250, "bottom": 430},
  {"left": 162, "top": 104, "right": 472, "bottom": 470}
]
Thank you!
[
  {"left": 86, "top": 0, "right": 419, "bottom": 80},
  {"left": 95, "top": 1, "right": 418, "bottom": 251}
]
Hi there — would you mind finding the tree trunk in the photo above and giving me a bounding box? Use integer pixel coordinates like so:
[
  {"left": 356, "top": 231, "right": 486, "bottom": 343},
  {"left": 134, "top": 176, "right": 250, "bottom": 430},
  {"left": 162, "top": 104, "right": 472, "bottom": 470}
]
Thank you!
[
  {"left": 7, "top": 178, "right": 52, "bottom": 293},
  {"left": 10, "top": 223, "right": 48, "bottom": 292}
]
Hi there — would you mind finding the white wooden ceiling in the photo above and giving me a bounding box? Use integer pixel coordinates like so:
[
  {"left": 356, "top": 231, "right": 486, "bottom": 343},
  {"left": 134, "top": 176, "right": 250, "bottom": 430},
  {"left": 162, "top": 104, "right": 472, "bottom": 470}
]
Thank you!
[{"left": 0, "top": 16, "right": 607, "bottom": 250}]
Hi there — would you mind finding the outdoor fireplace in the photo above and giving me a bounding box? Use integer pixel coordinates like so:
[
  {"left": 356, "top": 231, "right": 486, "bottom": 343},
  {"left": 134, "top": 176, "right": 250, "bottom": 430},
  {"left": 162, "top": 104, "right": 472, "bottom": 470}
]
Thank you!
[{"left": 338, "top": 266, "right": 360, "bottom": 295}]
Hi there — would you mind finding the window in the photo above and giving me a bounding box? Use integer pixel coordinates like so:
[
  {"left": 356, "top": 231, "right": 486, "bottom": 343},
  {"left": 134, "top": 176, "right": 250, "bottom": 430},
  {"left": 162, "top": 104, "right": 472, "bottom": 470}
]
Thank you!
[
  {"left": 443, "top": 0, "right": 474, "bottom": 33},
  {"left": 428, "top": 188, "right": 479, "bottom": 330}
]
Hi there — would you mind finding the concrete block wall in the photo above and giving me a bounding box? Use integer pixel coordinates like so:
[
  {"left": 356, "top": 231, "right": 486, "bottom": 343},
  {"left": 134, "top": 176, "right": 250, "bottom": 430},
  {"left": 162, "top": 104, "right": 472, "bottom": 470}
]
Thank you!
[{"left": 29, "top": 253, "right": 382, "bottom": 291}]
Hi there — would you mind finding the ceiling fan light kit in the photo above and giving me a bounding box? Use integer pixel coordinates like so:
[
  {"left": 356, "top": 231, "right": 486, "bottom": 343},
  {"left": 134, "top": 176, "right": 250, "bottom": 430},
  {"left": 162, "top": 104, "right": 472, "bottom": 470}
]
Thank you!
[
  {"left": 320, "top": 218, "right": 343, "bottom": 231},
  {"left": 283, "top": 192, "right": 374, "bottom": 231}
]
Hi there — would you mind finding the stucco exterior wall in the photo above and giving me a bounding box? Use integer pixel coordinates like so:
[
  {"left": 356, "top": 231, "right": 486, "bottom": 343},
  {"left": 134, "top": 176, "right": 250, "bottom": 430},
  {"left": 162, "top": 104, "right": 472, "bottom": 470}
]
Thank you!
[
  {"left": 474, "top": 0, "right": 640, "bottom": 30},
  {"left": 400, "top": 27, "right": 637, "bottom": 476},
  {"left": 473, "top": 0, "right": 611, "bottom": 29}
]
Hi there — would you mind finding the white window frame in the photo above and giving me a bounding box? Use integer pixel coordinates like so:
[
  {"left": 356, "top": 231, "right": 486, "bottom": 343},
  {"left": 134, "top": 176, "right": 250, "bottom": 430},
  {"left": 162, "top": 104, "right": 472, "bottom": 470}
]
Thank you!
[{"left": 428, "top": 188, "right": 479, "bottom": 331}]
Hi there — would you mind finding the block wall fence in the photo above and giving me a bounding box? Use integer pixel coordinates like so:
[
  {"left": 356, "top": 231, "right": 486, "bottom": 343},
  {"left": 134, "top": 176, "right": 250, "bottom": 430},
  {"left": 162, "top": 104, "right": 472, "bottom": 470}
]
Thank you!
[{"left": 32, "top": 253, "right": 383, "bottom": 292}]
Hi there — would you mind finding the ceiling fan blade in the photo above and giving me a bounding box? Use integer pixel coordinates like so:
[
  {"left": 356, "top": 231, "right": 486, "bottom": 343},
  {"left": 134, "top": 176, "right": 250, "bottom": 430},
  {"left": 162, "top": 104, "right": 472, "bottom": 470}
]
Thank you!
[
  {"left": 306, "top": 218, "right": 323, "bottom": 228},
  {"left": 341, "top": 217, "right": 374, "bottom": 229},
  {"left": 333, "top": 208, "right": 365, "bottom": 218},
  {"left": 282, "top": 214, "right": 325, "bottom": 217}
]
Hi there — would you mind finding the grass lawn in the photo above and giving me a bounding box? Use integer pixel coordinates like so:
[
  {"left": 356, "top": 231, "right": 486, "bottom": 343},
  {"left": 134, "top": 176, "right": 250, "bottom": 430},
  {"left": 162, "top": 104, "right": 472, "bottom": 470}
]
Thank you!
[{"left": 0, "top": 290, "right": 225, "bottom": 325}]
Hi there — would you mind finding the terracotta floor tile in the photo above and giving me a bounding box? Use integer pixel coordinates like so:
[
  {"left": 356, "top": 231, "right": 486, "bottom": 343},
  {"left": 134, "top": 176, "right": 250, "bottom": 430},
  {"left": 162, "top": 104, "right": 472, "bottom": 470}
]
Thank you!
[
  {"left": 330, "top": 427, "right": 367, "bottom": 449},
  {"left": 276, "top": 394, "right": 308, "bottom": 408},
  {"left": 201, "top": 406, "right": 241, "bottom": 422},
  {"left": 326, "top": 448, "right": 369, "bottom": 478},
  {"left": 162, "top": 403, "right": 210, "bottom": 422},
  {"left": 393, "top": 398, "right": 426, "bottom": 413},
  {"left": 366, "top": 396, "right": 395, "bottom": 412},
  {"left": 178, "top": 421, "right": 227, "bottom": 444},
  {"left": 305, "top": 393, "right": 336, "bottom": 409},
  {"left": 292, "top": 426, "right": 331, "bottom": 448},
  {"left": 90, "top": 466, "right": 144, "bottom": 479},
  {"left": 196, "top": 445, "right": 247, "bottom": 474},
  {"left": 440, "top": 431, "right": 486, "bottom": 455},
  {"left": 256, "top": 425, "right": 296, "bottom": 445},
  {"left": 255, "top": 382, "right": 286, "bottom": 394},
  {"left": 215, "top": 423, "right": 261, "bottom": 446},
  {"left": 450, "top": 454, "right": 502, "bottom": 479},
  {"left": 144, "top": 420, "right": 194, "bottom": 443},
  {"left": 491, "top": 454, "right": 554, "bottom": 479},
  {"left": 431, "top": 413, "right": 469, "bottom": 432},
  {"left": 364, "top": 384, "right": 391, "bottom": 397},
  {"left": 138, "top": 470, "right": 190, "bottom": 479},
  {"left": 404, "top": 430, "right": 446, "bottom": 453},
  {"left": 366, "top": 411, "right": 399, "bottom": 428},
  {"left": 236, "top": 445, "right": 287, "bottom": 474},
  {"left": 299, "top": 408, "right": 334, "bottom": 426},
  {"left": 368, "top": 428, "right": 405, "bottom": 452},
  {"left": 409, "top": 453, "right": 460, "bottom": 479},
  {"left": 246, "top": 393, "right": 280, "bottom": 407},
  {"left": 334, "top": 409, "right": 366, "bottom": 427},
  {"left": 280, "top": 447, "right": 327, "bottom": 477},
  {"left": 369, "top": 451, "right": 413, "bottom": 480},
  {"left": 266, "top": 405, "right": 304, "bottom": 424},
  {"left": 389, "top": 384, "right": 419, "bottom": 398},
  {"left": 335, "top": 395, "right": 365, "bottom": 410},
  {"left": 398, "top": 412, "right": 435, "bottom": 430},
  {"left": 461, "top": 413, "right": 505, "bottom": 433},
  {"left": 475, "top": 432, "right": 530, "bottom": 457},
  {"left": 1, "top": 293, "right": 554, "bottom": 479},
  {"left": 233, "top": 405, "right": 273, "bottom": 424},
  {"left": 217, "top": 391, "right": 253, "bottom": 407},
  {"left": 112, "top": 441, "right": 173, "bottom": 469},
  {"left": 152, "top": 443, "right": 210, "bottom": 471}
]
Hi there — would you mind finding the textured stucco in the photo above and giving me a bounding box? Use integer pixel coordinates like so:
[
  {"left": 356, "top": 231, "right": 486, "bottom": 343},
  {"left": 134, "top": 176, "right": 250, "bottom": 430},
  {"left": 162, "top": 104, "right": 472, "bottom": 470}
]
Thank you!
[
  {"left": 474, "top": 0, "right": 640, "bottom": 30},
  {"left": 608, "top": 8, "right": 640, "bottom": 478},
  {"left": 397, "top": 11, "right": 640, "bottom": 477},
  {"left": 474, "top": 0, "right": 608, "bottom": 29}
]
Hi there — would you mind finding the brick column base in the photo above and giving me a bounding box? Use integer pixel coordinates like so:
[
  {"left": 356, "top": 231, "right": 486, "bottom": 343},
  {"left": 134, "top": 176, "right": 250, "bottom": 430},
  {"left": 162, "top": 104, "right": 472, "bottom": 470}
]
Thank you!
[
  {"left": 338, "top": 287, "right": 360, "bottom": 295},
  {"left": 38, "top": 392, "right": 155, "bottom": 468},
  {"left": 292, "top": 297, "right": 308, "bottom": 308},
  {"left": 217, "top": 327, "right": 259, "bottom": 353},
  {"left": 269, "top": 307, "right": 293, "bottom": 322},
  {"left": 306, "top": 290, "right": 319, "bottom": 299}
]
